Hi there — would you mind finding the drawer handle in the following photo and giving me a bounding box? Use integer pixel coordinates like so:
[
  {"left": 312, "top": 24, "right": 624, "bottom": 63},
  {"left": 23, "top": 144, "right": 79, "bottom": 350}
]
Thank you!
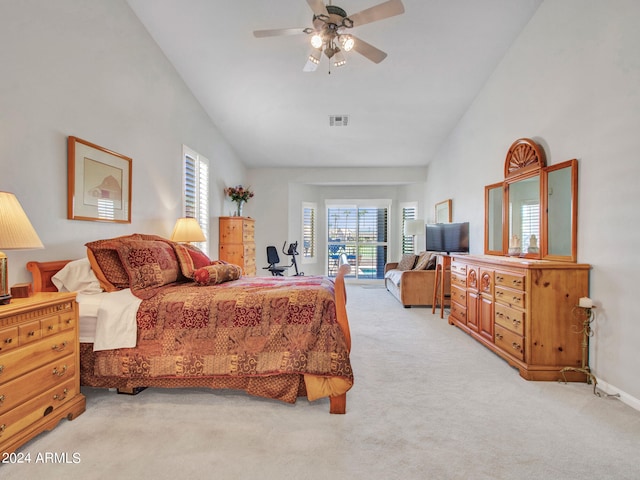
[
  {"left": 512, "top": 342, "right": 521, "bottom": 351},
  {"left": 0, "top": 394, "right": 4, "bottom": 405},
  {"left": 51, "top": 341, "right": 68, "bottom": 352},
  {"left": 65, "top": 318, "right": 72, "bottom": 325},
  {"left": 496, "top": 275, "right": 504, "bottom": 282},
  {"left": 48, "top": 325, "right": 55, "bottom": 331},
  {"left": 512, "top": 319, "right": 521, "bottom": 327},
  {"left": 512, "top": 280, "right": 522, "bottom": 287},
  {"left": 495, "top": 291, "right": 503, "bottom": 297},
  {"left": 0, "top": 424, "right": 5, "bottom": 437},
  {"left": 28, "top": 330, "right": 36, "bottom": 337},
  {"left": 512, "top": 296, "right": 520, "bottom": 303},
  {"left": 3, "top": 337, "right": 12, "bottom": 344},
  {"left": 0, "top": 365, "right": 3, "bottom": 375},
  {"left": 52, "top": 365, "right": 68, "bottom": 377},
  {"left": 496, "top": 332, "right": 503, "bottom": 340},
  {"left": 53, "top": 388, "right": 69, "bottom": 401}
]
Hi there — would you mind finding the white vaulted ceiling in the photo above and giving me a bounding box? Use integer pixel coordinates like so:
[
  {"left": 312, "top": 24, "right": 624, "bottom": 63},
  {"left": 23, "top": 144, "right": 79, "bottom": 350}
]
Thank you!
[{"left": 126, "top": 0, "right": 542, "bottom": 168}]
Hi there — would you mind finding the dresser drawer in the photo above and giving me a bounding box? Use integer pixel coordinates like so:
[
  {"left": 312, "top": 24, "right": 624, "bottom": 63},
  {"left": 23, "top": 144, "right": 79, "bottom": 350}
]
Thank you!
[
  {"left": 242, "top": 221, "right": 255, "bottom": 241},
  {"left": 18, "top": 319, "right": 42, "bottom": 345},
  {"left": 494, "top": 271, "right": 525, "bottom": 291},
  {"left": 0, "top": 354, "right": 75, "bottom": 414},
  {"left": 451, "top": 261, "right": 467, "bottom": 276},
  {"left": 0, "top": 330, "right": 76, "bottom": 384},
  {"left": 450, "top": 302, "right": 467, "bottom": 324},
  {"left": 0, "top": 327, "right": 19, "bottom": 354},
  {"left": 450, "top": 285, "right": 467, "bottom": 307},
  {"left": 0, "top": 378, "right": 76, "bottom": 443},
  {"left": 451, "top": 273, "right": 467, "bottom": 289},
  {"left": 495, "top": 286, "right": 525, "bottom": 308},
  {"left": 494, "top": 325, "right": 524, "bottom": 360},
  {"left": 495, "top": 303, "right": 525, "bottom": 336},
  {"left": 41, "top": 315, "right": 60, "bottom": 337}
]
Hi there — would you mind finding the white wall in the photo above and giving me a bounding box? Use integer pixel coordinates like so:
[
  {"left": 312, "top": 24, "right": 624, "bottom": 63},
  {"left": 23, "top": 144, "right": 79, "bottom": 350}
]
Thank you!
[
  {"left": 0, "top": 0, "right": 246, "bottom": 285},
  {"left": 246, "top": 167, "right": 427, "bottom": 276},
  {"left": 424, "top": 0, "right": 640, "bottom": 405}
]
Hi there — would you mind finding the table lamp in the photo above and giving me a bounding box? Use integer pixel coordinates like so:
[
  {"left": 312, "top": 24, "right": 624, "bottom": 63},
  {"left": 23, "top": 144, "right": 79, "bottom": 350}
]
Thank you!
[
  {"left": 0, "top": 192, "right": 44, "bottom": 304},
  {"left": 170, "top": 217, "right": 206, "bottom": 244},
  {"left": 404, "top": 218, "right": 425, "bottom": 252}
]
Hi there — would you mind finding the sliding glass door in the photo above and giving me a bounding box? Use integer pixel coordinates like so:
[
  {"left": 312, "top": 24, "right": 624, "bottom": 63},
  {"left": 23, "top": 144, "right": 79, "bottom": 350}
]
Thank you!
[{"left": 327, "top": 202, "right": 389, "bottom": 279}]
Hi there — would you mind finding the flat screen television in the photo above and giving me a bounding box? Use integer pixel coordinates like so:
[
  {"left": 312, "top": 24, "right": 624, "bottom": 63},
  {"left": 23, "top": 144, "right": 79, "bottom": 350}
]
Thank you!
[{"left": 425, "top": 222, "right": 469, "bottom": 254}]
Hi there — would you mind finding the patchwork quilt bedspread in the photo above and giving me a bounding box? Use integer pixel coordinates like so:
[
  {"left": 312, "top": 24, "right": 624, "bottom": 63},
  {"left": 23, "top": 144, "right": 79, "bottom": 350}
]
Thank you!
[{"left": 91, "top": 275, "right": 353, "bottom": 388}]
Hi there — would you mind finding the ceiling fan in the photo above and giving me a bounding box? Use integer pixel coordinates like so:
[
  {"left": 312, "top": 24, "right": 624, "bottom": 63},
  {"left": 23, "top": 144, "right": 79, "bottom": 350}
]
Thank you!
[{"left": 253, "top": 0, "right": 405, "bottom": 72}]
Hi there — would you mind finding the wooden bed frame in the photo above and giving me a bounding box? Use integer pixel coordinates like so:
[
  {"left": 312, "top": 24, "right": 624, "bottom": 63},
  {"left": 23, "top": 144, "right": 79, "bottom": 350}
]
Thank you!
[{"left": 26, "top": 260, "right": 352, "bottom": 414}]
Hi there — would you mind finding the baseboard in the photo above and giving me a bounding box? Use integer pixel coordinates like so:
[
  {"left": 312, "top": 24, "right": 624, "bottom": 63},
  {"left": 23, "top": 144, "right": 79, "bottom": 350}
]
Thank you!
[{"left": 595, "top": 379, "right": 640, "bottom": 412}]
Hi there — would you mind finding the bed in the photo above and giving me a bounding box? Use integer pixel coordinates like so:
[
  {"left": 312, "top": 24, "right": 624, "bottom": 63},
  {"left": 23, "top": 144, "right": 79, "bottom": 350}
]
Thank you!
[{"left": 26, "top": 235, "right": 353, "bottom": 414}]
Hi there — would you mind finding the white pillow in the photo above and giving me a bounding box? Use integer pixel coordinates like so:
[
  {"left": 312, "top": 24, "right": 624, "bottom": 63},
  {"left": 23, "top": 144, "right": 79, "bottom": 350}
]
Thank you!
[{"left": 52, "top": 258, "right": 103, "bottom": 294}]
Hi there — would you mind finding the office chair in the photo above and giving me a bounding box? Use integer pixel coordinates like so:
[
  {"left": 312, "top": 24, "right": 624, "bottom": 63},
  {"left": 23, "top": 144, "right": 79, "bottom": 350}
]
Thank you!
[{"left": 264, "top": 245, "right": 286, "bottom": 276}]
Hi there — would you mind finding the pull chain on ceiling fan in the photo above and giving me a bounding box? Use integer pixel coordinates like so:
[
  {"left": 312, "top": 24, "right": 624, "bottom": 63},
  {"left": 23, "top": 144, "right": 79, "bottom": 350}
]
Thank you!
[{"left": 253, "top": 0, "right": 405, "bottom": 72}]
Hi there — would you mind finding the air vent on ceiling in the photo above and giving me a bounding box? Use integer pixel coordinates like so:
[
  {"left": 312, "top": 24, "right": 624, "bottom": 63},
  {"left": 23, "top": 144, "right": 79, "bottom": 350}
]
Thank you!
[{"left": 329, "top": 115, "right": 349, "bottom": 127}]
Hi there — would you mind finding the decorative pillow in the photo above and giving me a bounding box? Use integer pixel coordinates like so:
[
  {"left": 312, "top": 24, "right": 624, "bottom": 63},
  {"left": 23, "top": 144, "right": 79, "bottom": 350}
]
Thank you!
[
  {"left": 193, "top": 264, "right": 242, "bottom": 286},
  {"left": 86, "top": 234, "right": 142, "bottom": 291},
  {"left": 425, "top": 254, "right": 438, "bottom": 270},
  {"left": 396, "top": 254, "right": 417, "bottom": 271},
  {"left": 174, "top": 243, "right": 212, "bottom": 279},
  {"left": 116, "top": 240, "right": 180, "bottom": 295},
  {"left": 52, "top": 257, "right": 103, "bottom": 294},
  {"left": 413, "top": 252, "right": 433, "bottom": 271}
]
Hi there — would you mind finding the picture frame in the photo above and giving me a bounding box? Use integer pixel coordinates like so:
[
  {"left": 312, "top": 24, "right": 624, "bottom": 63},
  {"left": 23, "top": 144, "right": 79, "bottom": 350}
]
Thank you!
[
  {"left": 67, "top": 136, "right": 132, "bottom": 223},
  {"left": 435, "top": 199, "right": 452, "bottom": 223}
]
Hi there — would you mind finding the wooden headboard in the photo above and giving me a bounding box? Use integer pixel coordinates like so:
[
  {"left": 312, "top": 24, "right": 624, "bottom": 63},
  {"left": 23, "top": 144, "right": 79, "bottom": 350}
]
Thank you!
[{"left": 26, "top": 260, "right": 72, "bottom": 293}]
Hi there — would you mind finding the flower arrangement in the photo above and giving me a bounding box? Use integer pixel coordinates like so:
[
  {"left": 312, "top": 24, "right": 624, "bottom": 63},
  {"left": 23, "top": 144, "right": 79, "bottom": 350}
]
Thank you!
[{"left": 225, "top": 185, "right": 254, "bottom": 216}]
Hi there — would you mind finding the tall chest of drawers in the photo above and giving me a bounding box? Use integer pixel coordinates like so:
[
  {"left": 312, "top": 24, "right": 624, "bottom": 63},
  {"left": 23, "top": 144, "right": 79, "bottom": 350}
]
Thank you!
[
  {"left": 448, "top": 255, "right": 590, "bottom": 381},
  {"left": 0, "top": 293, "right": 86, "bottom": 454},
  {"left": 219, "top": 216, "right": 256, "bottom": 275}
]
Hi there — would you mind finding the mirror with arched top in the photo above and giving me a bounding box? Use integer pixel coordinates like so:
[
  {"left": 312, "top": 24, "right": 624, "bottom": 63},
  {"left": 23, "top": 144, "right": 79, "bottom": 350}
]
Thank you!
[{"left": 484, "top": 138, "right": 578, "bottom": 262}]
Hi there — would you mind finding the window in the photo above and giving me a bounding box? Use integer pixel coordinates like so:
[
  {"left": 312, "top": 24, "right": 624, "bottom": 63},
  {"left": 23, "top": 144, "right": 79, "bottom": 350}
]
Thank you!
[
  {"left": 302, "top": 202, "right": 317, "bottom": 263},
  {"left": 182, "top": 145, "right": 209, "bottom": 255},
  {"left": 327, "top": 200, "right": 390, "bottom": 279},
  {"left": 401, "top": 203, "right": 418, "bottom": 254},
  {"left": 520, "top": 201, "right": 539, "bottom": 252}
]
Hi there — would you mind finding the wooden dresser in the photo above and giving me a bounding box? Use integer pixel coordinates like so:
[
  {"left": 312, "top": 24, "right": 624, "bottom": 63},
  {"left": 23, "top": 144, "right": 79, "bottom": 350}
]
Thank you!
[
  {"left": 219, "top": 216, "right": 256, "bottom": 275},
  {"left": 0, "top": 292, "right": 86, "bottom": 454},
  {"left": 448, "top": 255, "right": 590, "bottom": 381}
]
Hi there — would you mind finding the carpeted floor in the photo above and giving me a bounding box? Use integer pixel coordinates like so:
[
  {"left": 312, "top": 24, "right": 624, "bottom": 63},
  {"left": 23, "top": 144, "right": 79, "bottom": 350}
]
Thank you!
[{"left": 3, "top": 284, "right": 639, "bottom": 479}]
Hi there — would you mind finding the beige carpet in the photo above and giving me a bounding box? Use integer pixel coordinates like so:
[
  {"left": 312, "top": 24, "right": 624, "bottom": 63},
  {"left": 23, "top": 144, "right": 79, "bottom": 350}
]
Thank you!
[{"left": 3, "top": 284, "right": 639, "bottom": 479}]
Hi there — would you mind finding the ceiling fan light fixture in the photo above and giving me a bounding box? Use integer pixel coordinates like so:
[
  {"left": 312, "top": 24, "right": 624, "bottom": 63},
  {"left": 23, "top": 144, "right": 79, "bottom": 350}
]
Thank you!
[
  {"left": 340, "top": 35, "right": 354, "bottom": 52},
  {"left": 310, "top": 33, "right": 323, "bottom": 49},
  {"left": 333, "top": 50, "right": 347, "bottom": 67}
]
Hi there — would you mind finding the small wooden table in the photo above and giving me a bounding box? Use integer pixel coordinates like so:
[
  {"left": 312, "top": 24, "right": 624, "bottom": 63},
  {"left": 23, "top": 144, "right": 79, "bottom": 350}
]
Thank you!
[{"left": 432, "top": 254, "right": 451, "bottom": 318}]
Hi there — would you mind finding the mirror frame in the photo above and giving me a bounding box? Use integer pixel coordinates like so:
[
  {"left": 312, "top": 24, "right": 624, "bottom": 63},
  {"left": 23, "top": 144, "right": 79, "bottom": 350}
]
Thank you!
[
  {"left": 484, "top": 138, "right": 578, "bottom": 262},
  {"left": 484, "top": 182, "right": 505, "bottom": 255}
]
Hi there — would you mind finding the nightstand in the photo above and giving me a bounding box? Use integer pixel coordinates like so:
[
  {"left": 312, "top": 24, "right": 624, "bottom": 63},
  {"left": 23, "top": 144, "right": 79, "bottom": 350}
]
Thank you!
[{"left": 0, "top": 292, "right": 86, "bottom": 454}]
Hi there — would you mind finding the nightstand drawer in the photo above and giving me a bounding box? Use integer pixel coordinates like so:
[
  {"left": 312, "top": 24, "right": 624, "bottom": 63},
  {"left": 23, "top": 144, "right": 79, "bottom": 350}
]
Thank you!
[
  {"left": 0, "top": 354, "right": 75, "bottom": 414},
  {"left": 0, "top": 329, "right": 76, "bottom": 385}
]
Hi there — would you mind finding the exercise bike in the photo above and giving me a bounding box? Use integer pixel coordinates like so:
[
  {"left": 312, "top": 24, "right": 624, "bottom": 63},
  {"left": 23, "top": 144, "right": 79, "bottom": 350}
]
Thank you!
[{"left": 264, "top": 241, "right": 304, "bottom": 276}]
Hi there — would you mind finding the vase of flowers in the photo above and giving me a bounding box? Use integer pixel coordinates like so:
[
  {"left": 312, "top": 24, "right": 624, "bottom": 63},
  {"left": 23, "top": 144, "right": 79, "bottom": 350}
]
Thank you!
[{"left": 225, "top": 185, "right": 254, "bottom": 216}]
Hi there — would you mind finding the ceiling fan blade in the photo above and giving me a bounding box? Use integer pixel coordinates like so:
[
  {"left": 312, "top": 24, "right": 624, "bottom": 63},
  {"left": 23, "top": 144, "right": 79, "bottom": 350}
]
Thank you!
[
  {"left": 306, "top": 0, "right": 328, "bottom": 16},
  {"left": 351, "top": 36, "right": 388, "bottom": 63},
  {"left": 253, "top": 28, "right": 308, "bottom": 38},
  {"left": 347, "top": 0, "right": 405, "bottom": 27}
]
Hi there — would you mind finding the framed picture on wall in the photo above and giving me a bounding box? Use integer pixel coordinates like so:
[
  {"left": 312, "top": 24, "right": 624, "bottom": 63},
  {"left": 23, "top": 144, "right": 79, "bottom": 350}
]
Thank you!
[
  {"left": 67, "top": 136, "right": 132, "bottom": 223},
  {"left": 435, "top": 199, "right": 452, "bottom": 223}
]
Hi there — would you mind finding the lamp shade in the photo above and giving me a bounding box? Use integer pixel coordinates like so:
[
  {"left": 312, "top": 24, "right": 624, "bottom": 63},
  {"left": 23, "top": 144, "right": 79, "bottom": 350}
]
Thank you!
[
  {"left": 0, "top": 192, "right": 44, "bottom": 250},
  {"left": 404, "top": 219, "right": 424, "bottom": 237},
  {"left": 171, "top": 217, "right": 206, "bottom": 243}
]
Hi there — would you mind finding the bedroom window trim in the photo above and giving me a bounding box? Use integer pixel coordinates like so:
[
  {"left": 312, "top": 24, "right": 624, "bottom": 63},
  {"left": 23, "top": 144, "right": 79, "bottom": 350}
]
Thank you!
[
  {"left": 302, "top": 201, "right": 317, "bottom": 264},
  {"left": 182, "top": 145, "right": 209, "bottom": 255}
]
